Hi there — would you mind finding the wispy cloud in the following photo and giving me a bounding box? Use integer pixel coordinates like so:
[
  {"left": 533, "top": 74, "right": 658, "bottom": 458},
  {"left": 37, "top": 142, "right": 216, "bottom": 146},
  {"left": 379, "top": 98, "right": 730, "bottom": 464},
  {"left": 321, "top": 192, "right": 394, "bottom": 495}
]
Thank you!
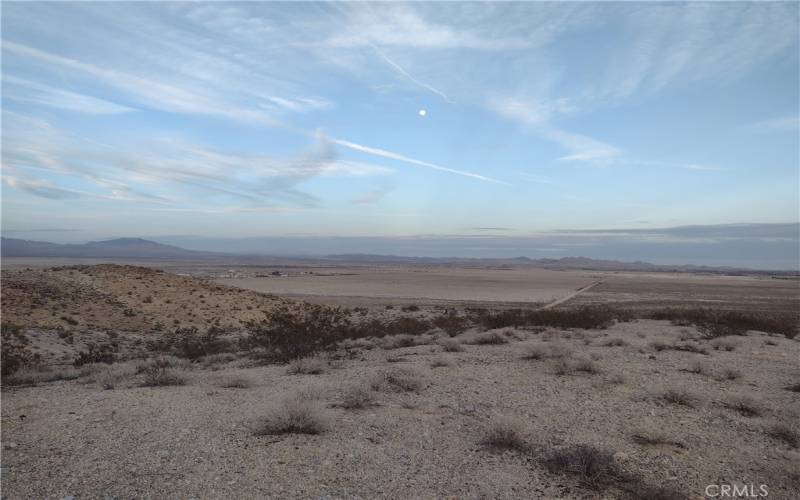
[
  {"left": 748, "top": 115, "right": 800, "bottom": 133},
  {"left": 3, "top": 75, "right": 136, "bottom": 114},
  {"left": 352, "top": 187, "right": 392, "bottom": 205}
]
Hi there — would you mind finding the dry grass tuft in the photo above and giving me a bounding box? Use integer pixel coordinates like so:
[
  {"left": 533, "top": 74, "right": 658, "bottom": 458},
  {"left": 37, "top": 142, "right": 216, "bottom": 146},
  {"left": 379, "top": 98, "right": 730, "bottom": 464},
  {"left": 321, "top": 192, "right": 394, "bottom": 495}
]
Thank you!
[
  {"left": 659, "top": 389, "right": 698, "bottom": 408},
  {"left": 468, "top": 331, "right": 509, "bottom": 345},
  {"left": 543, "top": 445, "right": 618, "bottom": 490},
  {"left": 766, "top": 422, "right": 799, "bottom": 448},
  {"left": 723, "top": 395, "right": 763, "bottom": 417},
  {"left": 630, "top": 428, "right": 685, "bottom": 448},
  {"left": 219, "top": 375, "right": 254, "bottom": 389},
  {"left": 522, "top": 343, "right": 571, "bottom": 361},
  {"left": 480, "top": 416, "right": 529, "bottom": 451},
  {"left": 684, "top": 360, "right": 709, "bottom": 375},
  {"left": 710, "top": 337, "right": 740, "bottom": 352},
  {"left": 438, "top": 338, "right": 464, "bottom": 352},
  {"left": 339, "top": 384, "right": 375, "bottom": 410},
  {"left": 286, "top": 356, "right": 326, "bottom": 375},
  {"left": 139, "top": 358, "right": 186, "bottom": 387},
  {"left": 719, "top": 368, "right": 742, "bottom": 381},
  {"left": 251, "top": 395, "right": 329, "bottom": 435},
  {"left": 370, "top": 367, "right": 424, "bottom": 393},
  {"left": 429, "top": 356, "right": 453, "bottom": 368}
]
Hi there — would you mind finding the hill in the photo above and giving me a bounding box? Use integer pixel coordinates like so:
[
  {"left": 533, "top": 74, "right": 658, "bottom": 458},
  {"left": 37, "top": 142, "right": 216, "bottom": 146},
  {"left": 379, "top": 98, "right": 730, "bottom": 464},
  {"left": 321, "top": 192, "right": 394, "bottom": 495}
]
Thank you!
[{"left": 0, "top": 237, "right": 210, "bottom": 259}]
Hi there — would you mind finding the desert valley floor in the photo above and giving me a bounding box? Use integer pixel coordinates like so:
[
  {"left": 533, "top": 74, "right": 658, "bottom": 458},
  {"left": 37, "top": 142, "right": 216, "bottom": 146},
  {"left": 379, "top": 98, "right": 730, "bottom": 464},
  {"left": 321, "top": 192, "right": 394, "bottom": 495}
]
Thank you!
[{"left": 1, "top": 259, "right": 798, "bottom": 499}]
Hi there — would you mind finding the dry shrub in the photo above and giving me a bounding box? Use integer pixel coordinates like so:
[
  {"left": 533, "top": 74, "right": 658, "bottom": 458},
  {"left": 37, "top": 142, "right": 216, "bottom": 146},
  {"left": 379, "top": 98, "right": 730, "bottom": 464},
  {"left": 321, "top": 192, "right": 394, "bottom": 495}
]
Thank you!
[
  {"left": 380, "top": 334, "right": 417, "bottom": 350},
  {"left": 523, "top": 343, "right": 571, "bottom": 360},
  {"left": 286, "top": 356, "right": 326, "bottom": 375},
  {"left": 431, "top": 314, "right": 468, "bottom": 336},
  {"left": 767, "top": 422, "right": 798, "bottom": 448},
  {"left": 370, "top": 368, "right": 424, "bottom": 393},
  {"left": 340, "top": 384, "right": 375, "bottom": 410},
  {"left": 1, "top": 323, "right": 40, "bottom": 376},
  {"left": 481, "top": 416, "right": 529, "bottom": 451},
  {"left": 139, "top": 358, "right": 186, "bottom": 387},
  {"left": 684, "top": 360, "right": 709, "bottom": 375},
  {"left": 723, "top": 395, "right": 762, "bottom": 417},
  {"left": 630, "top": 429, "right": 685, "bottom": 448},
  {"left": 95, "top": 363, "right": 138, "bottom": 389},
  {"left": 439, "top": 338, "right": 464, "bottom": 352},
  {"left": 660, "top": 389, "right": 698, "bottom": 408},
  {"left": 646, "top": 308, "right": 798, "bottom": 339},
  {"left": 710, "top": 337, "right": 740, "bottom": 352},
  {"left": 468, "top": 331, "right": 509, "bottom": 345},
  {"left": 3, "top": 366, "right": 80, "bottom": 386},
  {"left": 243, "top": 305, "right": 353, "bottom": 362},
  {"left": 602, "top": 338, "right": 628, "bottom": 347},
  {"left": 429, "top": 356, "right": 452, "bottom": 368},
  {"left": 719, "top": 368, "right": 742, "bottom": 381},
  {"left": 543, "top": 445, "right": 619, "bottom": 490},
  {"left": 470, "top": 306, "right": 620, "bottom": 330},
  {"left": 251, "top": 395, "right": 329, "bottom": 435},
  {"left": 551, "top": 356, "right": 600, "bottom": 376},
  {"left": 219, "top": 375, "right": 254, "bottom": 389}
]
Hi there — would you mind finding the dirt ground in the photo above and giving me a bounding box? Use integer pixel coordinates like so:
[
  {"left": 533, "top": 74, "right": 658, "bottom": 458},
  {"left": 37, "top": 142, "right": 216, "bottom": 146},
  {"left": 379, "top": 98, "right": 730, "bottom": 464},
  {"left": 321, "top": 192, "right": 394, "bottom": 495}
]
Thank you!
[
  {"left": 1, "top": 320, "right": 798, "bottom": 499},
  {"left": 1, "top": 263, "right": 798, "bottom": 499}
]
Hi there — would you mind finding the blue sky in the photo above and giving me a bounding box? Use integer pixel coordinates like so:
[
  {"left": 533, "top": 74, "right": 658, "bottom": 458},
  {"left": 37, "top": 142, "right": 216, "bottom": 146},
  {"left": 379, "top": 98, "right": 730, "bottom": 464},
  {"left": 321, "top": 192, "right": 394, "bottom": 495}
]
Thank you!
[{"left": 1, "top": 2, "right": 798, "bottom": 265}]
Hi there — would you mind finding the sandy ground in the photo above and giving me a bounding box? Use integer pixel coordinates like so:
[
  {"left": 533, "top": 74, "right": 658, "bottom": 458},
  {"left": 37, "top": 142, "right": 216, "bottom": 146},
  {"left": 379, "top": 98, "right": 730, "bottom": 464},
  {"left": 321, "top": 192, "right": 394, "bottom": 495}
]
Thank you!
[
  {"left": 216, "top": 268, "right": 599, "bottom": 306},
  {"left": 2, "top": 320, "right": 798, "bottom": 499}
]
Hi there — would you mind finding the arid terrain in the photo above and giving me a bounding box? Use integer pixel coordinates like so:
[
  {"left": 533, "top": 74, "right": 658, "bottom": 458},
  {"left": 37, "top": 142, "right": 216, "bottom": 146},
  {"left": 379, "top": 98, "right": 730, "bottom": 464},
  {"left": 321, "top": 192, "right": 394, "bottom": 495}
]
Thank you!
[{"left": 1, "top": 261, "right": 799, "bottom": 499}]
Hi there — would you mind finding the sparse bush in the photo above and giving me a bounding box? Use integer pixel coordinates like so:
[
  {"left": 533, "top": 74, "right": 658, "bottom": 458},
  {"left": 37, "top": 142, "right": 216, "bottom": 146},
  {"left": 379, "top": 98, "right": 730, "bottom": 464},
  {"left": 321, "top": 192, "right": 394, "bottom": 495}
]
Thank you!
[
  {"left": 401, "top": 304, "right": 420, "bottom": 312},
  {"left": 468, "top": 331, "right": 509, "bottom": 345},
  {"left": 1, "top": 323, "right": 39, "bottom": 376},
  {"left": 339, "top": 384, "right": 375, "bottom": 409},
  {"left": 723, "top": 395, "right": 762, "bottom": 417},
  {"left": 219, "top": 375, "right": 254, "bottom": 389},
  {"left": 381, "top": 334, "right": 417, "bottom": 350},
  {"left": 630, "top": 429, "right": 685, "bottom": 448},
  {"left": 73, "top": 343, "right": 116, "bottom": 367},
  {"left": 251, "top": 395, "right": 329, "bottom": 435},
  {"left": 431, "top": 314, "right": 468, "bottom": 336},
  {"left": 543, "top": 445, "right": 619, "bottom": 490},
  {"left": 522, "top": 343, "right": 571, "bottom": 360},
  {"left": 439, "top": 338, "right": 464, "bottom": 352},
  {"left": 173, "top": 326, "right": 234, "bottom": 360},
  {"left": 481, "top": 416, "right": 529, "bottom": 451},
  {"left": 370, "top": 367, "right": 424, "bottom": 393},
  {"left": 710, "top": 337, "right": 739, "bottom": 352},
  {"left": 646, "top": 308, "right": 798, "bottom": 339},
  {"left": 139, "top": 358, "right": 186, "bottom": 387},
  {"left": 660, "top": 389, "right": 698, "bottom": 408},
  {"left": 429, "top": 356, "right": 452, "bottom": 368},
  {"left": 684, "top": 360, "right": 708, "bottom": 375},
  {"left": 720, "top": 368, "right": 742, "bottom": 380},
  {"left": 4, "top": 366, "right": 80, "bottom": 386},
  {"left": 243, "top": 305, "right": 353, "bottom": 362},
  {"left": 767, "top": 422, "right": 798, "bottom": 448},
  {"left": 469, "top": 306, "right": 620, "bottom": 330},
  {"left": 571, "top": 357, "right": 600, "bottom": 374},
  {"left": 602, "top": 338, "right": 628, "bottom": 347},
  {"left": 95, "top": 363, "right": 138, "bottom": 389},
  {"left": 286, "top": 356, "right": 326, "bottom": 375}
]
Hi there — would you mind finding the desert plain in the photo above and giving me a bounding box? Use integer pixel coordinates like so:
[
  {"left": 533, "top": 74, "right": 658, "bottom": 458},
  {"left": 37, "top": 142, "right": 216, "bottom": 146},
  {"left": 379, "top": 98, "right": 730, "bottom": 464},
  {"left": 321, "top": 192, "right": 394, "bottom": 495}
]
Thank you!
[{"left": 1, "top": 258, "right": 798, "bottom": 499}]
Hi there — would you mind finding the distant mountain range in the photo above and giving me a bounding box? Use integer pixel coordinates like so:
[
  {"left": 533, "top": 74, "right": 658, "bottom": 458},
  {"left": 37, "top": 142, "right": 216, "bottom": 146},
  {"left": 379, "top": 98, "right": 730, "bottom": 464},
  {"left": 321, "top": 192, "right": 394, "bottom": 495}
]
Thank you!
[
  {"left": 0, "top": 237, "right": 208, "bottom": 259},
  {"left": 2, "top": 237, "right": 796, "bottom": 275}
]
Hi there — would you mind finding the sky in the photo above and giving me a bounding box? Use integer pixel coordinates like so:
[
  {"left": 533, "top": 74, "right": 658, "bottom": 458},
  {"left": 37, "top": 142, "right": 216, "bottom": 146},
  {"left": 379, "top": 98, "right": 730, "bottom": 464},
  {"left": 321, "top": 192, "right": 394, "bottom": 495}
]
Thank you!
[{"left": 1, "top": 2, "right": 799, "bottom": 267}]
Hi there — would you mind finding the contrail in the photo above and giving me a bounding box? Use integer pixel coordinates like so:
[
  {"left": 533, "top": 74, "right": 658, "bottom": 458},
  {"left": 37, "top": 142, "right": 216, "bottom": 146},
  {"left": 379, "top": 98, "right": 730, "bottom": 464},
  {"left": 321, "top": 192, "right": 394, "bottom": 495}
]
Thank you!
[{"left": 368, "top": 42, "right": 455, "bottom": 104}]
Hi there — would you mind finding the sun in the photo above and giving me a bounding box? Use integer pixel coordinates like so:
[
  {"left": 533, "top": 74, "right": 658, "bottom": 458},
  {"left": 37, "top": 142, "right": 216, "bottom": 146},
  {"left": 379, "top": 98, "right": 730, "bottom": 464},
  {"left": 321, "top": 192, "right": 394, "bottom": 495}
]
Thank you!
[{"left": 418, "top": 109, "right": 427, "bottom": 117}]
